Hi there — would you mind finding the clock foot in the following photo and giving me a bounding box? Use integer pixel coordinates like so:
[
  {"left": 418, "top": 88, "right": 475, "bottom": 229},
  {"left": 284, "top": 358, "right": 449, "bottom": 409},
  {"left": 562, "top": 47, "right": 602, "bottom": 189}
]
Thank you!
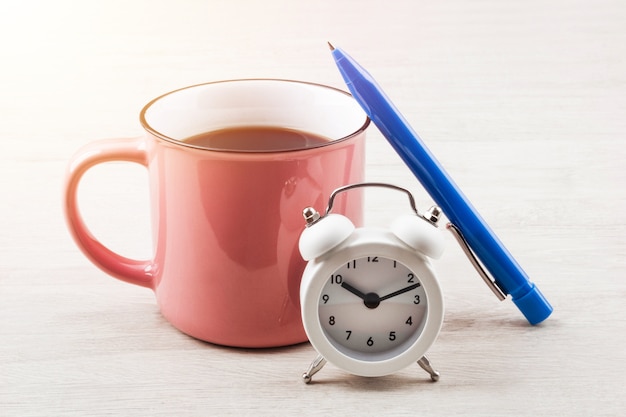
[
  {"left": 302, "top": 354, "right": 327, "bottom": 384},
  {"left": 417, "top": 356, "right": 440, "bottom": 382}
]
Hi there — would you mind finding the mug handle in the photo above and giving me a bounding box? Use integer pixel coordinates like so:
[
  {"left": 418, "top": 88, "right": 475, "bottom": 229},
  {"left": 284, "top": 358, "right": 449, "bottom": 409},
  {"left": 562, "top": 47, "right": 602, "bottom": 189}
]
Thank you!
[{"left": 63, "top": 137, "right": 154, "bottom": 289}]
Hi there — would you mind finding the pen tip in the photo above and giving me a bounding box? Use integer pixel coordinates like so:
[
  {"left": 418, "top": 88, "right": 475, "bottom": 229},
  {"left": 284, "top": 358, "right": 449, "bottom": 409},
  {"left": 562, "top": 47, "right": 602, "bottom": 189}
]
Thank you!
[{"left": 327, "top": 42, "right": 335, "bottom": 51}]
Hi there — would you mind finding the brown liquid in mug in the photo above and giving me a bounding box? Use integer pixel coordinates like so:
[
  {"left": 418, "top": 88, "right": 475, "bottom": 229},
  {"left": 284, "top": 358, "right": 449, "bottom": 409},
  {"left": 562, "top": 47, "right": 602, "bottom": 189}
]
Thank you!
[{"left": 183, "top": 126, "right": 333, "bottom": 152}]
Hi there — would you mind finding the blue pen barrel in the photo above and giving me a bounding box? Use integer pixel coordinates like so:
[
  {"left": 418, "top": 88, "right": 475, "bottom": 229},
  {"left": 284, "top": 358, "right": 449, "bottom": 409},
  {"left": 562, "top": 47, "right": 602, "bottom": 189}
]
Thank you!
[
  {"left": 376, "top": 109, "right": 552, "bottom": 325},
  {"left": 451, "top": 200, "right": 553, "bottom": 325},
  {"left": 513, "top": 285, "right": 553, "bottom": 325},
  {"left": 333, "top": 46, "right": 553, "bottom": 325}
]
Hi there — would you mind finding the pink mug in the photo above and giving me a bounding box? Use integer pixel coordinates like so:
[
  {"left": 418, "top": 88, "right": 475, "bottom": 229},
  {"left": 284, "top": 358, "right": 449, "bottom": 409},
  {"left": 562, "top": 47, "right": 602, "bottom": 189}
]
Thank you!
[{"left": 64, "top": 79, "right": 368, "bottom": 348}]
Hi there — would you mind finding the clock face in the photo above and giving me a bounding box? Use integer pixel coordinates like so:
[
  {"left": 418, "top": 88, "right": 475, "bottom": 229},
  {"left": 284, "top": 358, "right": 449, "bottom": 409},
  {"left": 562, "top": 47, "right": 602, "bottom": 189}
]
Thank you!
[{"left": 318, "top": 256, "right": 428, "bottom": 362}]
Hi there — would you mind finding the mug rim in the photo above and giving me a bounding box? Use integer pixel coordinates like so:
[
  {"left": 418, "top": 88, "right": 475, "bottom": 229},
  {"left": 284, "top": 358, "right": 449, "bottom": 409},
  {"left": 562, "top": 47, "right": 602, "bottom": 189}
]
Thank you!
[{"left": 139, "top": 78, "right": 371, "bottom": 154}]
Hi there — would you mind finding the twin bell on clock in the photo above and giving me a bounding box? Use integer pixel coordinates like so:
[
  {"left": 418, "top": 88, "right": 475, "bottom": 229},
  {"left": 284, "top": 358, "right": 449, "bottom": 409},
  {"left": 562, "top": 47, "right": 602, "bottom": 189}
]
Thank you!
[{"left": 297, "top": 182, "right": 446, "bottom": 383}]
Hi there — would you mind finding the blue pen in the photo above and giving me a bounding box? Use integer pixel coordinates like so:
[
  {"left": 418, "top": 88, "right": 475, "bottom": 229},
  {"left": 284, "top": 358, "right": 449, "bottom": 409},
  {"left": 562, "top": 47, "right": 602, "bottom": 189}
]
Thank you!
[{"left": 330, "top": 43, "right": 552, "bottom": 325}]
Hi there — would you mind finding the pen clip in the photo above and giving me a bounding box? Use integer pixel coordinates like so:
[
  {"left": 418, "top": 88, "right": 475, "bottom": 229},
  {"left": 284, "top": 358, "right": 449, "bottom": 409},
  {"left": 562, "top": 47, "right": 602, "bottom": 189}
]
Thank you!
[{"left": 446, "top": 223, "right": 507, "bottom": 301}]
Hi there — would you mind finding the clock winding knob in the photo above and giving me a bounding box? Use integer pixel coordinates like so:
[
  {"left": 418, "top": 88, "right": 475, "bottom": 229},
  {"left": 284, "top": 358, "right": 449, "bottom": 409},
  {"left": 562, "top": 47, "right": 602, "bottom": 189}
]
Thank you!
[
  {"left": 422, "top": 206, "right": 442, "bottom": 225},
  {"left": 303, "top": 207, "right": 321, "bottom": 226}
]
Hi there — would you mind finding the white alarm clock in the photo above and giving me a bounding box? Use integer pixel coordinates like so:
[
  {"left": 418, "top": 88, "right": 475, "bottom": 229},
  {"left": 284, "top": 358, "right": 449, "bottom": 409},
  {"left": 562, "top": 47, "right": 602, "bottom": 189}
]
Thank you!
[{"left": 298, "top": 183, "right": 446, "bottom": 383}]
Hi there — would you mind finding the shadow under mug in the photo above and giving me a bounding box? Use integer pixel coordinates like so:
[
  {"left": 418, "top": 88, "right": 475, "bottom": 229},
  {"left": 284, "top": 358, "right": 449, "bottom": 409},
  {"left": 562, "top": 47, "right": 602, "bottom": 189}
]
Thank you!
[{"left": 63, "top": 79, "right": 369, "bottom": 348}]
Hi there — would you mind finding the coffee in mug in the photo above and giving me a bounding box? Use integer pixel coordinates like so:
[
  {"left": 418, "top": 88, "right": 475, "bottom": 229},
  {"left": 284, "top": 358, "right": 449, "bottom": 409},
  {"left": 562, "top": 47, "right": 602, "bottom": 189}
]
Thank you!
[{"left": 183, "top": 126, "right": 332, "bottom": 151}]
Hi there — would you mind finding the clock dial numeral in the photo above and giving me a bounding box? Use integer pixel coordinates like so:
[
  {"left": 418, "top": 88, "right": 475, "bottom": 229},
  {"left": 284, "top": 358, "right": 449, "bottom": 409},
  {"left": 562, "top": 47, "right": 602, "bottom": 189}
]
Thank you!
[
  {"left": 406, "top": 316, "right": 413, "bottom": 325},
  {"left": 389, "top": 331, "right": 396, "bottom": 341},
  {"left": 345, "top": 330, "right": 352, "bottom": 340},
  {"left": 330, "top": 274, "right": 343, "bottom": 284},
  {"left": 414, "top": 295, "right": 421, "bottom": 305},
  {"left": 367, "top": 256, "right": 379, "bottom": 262},
  {"left": 367, "top": 337, "right": 374, "bottom": 346},
  {"left": 346, "top": 260, "right": 356, "bottom": 269},
  {"left": 329, "top": 316, "right": 335, "bottom": 325},
  {"left": 322, "top": 294, "right": 329, "bottom": 304},
  {"left": 407, "top": 273, "right": 415, "bottom": 283}
]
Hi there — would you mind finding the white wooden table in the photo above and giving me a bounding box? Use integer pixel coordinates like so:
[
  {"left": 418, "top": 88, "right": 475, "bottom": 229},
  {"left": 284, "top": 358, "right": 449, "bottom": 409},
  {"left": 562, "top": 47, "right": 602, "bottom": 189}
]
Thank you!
[{"left": 1, "top": 1, "right": 625, "bottom": 415}]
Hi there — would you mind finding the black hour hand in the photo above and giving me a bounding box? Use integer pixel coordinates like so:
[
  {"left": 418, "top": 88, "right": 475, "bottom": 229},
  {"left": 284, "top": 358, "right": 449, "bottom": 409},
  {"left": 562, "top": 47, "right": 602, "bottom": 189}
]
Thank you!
[
  {"left": 342, "top": 281, "right": 383, "bottom": 309},
  {"left": 340, "top": 281, "right": 368, "bottom": 301}
]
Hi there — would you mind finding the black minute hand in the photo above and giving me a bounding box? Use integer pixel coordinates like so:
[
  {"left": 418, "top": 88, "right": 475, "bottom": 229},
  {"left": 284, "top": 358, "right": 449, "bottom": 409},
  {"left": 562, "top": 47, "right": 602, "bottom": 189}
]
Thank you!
[{"left": 379, "top": 283, "right": 420, "bottom": 302}]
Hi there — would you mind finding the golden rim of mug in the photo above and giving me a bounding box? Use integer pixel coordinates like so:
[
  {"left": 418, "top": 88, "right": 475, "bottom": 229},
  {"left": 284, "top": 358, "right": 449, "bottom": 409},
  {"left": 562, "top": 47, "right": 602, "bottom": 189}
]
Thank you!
[{"left": 139, "top": 78, "right": 371, "bottom": 153}]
